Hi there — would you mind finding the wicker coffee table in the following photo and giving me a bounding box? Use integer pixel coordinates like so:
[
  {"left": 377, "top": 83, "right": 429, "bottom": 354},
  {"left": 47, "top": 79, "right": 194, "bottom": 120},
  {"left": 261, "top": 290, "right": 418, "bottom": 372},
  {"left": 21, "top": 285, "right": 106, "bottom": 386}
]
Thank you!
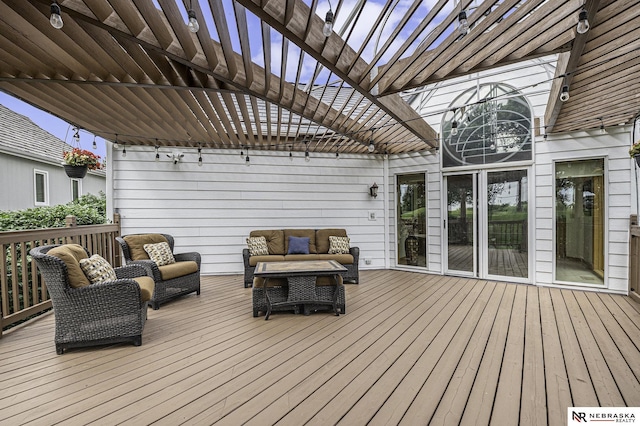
[{"left": 254, "top": 260, "right": 347, "bottom": 320}]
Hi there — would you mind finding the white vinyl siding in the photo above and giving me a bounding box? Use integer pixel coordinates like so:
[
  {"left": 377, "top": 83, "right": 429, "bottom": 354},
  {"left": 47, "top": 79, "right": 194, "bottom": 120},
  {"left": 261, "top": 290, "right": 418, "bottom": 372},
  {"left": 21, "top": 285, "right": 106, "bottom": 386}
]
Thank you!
[{"left": 112, "top": 148, "right": 386, "bottom": 275}]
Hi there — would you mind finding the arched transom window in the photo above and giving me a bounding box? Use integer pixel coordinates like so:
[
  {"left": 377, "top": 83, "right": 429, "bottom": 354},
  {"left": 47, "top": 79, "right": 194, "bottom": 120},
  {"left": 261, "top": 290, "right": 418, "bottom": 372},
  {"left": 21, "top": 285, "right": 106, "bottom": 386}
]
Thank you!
[{"left": 442, "top": 83, "right": 532, "bottom": 168}]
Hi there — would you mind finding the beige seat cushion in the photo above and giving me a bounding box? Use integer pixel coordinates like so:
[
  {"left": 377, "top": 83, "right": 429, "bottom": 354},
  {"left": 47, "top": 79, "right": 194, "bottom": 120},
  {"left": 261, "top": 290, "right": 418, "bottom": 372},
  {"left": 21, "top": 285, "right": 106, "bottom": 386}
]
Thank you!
[
  {"left": 133, "top": 276, "right": 155, "bottom": 302},
  {"left": 123, "top": 234, "right": 168, "bottom": 261},
  {"left": 48, "top": 244, "right": 90, "bottom": 288},
  {"left": 248, "top": 255, "right": 285, "bottom": 266},
  {"left": 158, "top": 261, "right": 198, "bottom": 280}
]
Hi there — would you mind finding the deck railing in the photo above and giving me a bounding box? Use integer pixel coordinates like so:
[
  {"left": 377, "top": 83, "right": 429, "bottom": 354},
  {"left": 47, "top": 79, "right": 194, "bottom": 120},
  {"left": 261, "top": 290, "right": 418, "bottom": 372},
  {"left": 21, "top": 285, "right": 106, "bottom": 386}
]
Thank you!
[
  {"left": 0, "top": 214, "right": 121, "bottom": 335},
  {"left": 630, "top": 215, "right": 640, "bottom": 300}
]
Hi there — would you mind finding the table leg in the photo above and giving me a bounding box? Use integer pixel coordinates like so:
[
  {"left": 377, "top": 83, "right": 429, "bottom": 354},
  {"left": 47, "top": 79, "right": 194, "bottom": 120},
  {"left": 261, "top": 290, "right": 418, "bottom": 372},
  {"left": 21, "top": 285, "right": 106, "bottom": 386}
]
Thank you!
[{"left": 264, "top": 277, "right": 272, "bottom": 320}]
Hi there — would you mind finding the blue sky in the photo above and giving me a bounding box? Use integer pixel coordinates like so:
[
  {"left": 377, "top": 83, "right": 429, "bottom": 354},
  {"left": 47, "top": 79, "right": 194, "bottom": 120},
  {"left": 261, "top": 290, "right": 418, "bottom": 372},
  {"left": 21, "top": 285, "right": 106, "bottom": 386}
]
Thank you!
[{"left": 0, "top": 92, "right": 108, "bottom": 160}]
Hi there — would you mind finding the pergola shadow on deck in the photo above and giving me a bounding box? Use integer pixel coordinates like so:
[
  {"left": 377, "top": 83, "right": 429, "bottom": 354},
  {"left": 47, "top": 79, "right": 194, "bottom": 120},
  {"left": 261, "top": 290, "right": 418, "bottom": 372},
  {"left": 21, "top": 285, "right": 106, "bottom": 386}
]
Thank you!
[{"left": 1, "top": 270, "right": 639, "bottom": 425}]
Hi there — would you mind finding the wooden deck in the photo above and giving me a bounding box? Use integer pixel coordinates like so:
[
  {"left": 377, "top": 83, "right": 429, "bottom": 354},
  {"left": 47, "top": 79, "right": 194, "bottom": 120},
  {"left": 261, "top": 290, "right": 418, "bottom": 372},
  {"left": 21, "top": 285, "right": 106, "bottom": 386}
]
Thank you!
[{"left": 1, "top": 270, "right": 639, "bottom": 425}]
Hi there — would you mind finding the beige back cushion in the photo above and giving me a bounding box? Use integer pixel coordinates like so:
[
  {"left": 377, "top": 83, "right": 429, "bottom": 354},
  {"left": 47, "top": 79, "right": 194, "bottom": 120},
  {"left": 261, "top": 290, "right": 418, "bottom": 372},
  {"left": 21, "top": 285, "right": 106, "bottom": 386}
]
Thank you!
[
  {"left": 123, "top": 234, "right": 168, "bottom": 260},
  {"left": 249, "top": 230, "right": 285, "bottom": 255},
  {"left": 48, "top": 244, "right": 90, "bottom": 288},
  {"left": 316, "top": 229, "right": 347, "bottom": 254},
  {"left": 284, "top": 229, "right": 317, "bottom": 254}
]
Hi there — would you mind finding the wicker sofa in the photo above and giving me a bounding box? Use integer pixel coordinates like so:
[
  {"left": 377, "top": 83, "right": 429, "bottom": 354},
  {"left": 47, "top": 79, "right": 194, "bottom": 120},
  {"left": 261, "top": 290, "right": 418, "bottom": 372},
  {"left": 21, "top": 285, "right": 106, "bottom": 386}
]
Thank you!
[
  {"left": 30, "top": 244, "right": 154, "bottom": 355},
  {"left": 242, "top": 228, "right": 359, "bottom": 288},
  {"left": 116, "top": 233, "right": 201, "bottom": 310}
]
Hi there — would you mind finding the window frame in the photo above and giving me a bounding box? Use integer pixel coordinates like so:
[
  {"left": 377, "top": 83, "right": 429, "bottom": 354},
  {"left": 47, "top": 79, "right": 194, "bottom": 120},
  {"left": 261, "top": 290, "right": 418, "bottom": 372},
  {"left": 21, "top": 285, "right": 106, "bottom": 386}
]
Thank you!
[{"left": 34, "top": 169, "right": 49, "bottom": 206}]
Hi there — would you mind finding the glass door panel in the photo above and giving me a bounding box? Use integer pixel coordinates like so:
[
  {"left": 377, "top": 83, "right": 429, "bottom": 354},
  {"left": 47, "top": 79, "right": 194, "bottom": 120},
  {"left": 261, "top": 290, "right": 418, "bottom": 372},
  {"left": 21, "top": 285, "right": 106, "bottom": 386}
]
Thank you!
[
  {"left": 555, "top": 159, "right": 605, "bottom": 285},
  {"left": 486, "top": 170, "right": 528, "bottom": 279},
  {"left": 446, "top": 174, "right": 475, "bottom": 274},
  {"left": 396, "top": 174, "right": 427, "bottom": 267}
]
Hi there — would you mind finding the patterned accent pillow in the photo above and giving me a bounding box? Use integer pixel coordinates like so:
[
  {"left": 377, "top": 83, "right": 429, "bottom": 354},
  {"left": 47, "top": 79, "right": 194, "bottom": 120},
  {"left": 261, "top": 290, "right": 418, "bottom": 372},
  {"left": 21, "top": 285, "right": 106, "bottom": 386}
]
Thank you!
[
  {"left": 79, "top": 254, "right": 117, "bottom": 284},
  {"left": 328, "top": 236, "right": 350, "bottom": 254},
  {"left": 247, "top": 236, "right": 269, "bottom": 256},
  {"left": 143, "top": 242, "right": 176, "bottom": 266}
]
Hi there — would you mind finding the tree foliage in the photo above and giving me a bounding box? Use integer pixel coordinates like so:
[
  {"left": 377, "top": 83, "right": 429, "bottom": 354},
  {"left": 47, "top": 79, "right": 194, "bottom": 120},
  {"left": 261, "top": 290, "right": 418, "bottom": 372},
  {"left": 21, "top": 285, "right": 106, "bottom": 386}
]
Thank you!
[{"left": 0, "top": 192, "right": 107, "bottom": 231}]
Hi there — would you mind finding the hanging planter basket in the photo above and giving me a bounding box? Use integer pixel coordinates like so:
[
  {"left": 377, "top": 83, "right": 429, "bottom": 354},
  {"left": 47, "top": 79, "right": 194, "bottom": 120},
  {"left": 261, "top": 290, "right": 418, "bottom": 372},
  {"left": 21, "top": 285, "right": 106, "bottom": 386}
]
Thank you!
[{"left": 64, "top": 164, "right": 88, "bottom": 178}]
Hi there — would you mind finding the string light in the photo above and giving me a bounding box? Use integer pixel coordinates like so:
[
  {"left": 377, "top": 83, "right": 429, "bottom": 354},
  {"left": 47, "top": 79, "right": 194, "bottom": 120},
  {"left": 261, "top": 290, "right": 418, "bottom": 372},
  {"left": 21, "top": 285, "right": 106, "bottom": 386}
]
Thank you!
[
  {"left": 187, "top": 1, "right": 199, "bottom": 33},
  {"left": 122, "top": 143, "right": 127, "bottom": 158},
  {"left": 198, "top": 145, "right": 203, "bottom": 166},
  {"left": 458, "top": 11, "right": 469, "bottom": 35},
  {"left": 92, "top": 136, "right": 97, "bottom": 150},
  {"left": 113, "top": 134, "right": 119, "bottom": 149},
  {"left": 50, "top": 2, "right": 63, "bottom": 29},
  {"left": 560, "top": 85, "right": 570, "bottom": 102},
  {"left": 577, "top": 8, "right": 590, "bottom": 34},
  {"left": 155, "top": 145, "right": 160, "bottom": 161},
  {"left": 245, "top": 148, "right": 250, "bottom": 166},
  {"left": 323, "top": 1, "right": 334, "bottom": 37}
]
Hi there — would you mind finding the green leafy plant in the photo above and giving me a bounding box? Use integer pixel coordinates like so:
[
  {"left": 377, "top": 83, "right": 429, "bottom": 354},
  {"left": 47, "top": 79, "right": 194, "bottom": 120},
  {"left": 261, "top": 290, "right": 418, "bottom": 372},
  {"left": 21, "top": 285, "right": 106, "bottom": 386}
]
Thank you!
[
  {"left": 629, "top": 141, "right": 640, "bottom": 157},
  {"left": 63, "top": 147, "right": 102, "bottom": 169}
]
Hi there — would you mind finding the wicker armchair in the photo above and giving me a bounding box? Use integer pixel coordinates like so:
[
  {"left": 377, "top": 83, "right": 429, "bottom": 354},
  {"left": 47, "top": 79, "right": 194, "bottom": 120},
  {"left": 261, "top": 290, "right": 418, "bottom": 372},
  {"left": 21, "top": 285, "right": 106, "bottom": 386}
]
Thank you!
[
  {"left": 30, "top": 244, "right": 153, "bottom": 355},
  {"left": 116, "top": 233, "right": 201, "bottom": 310}
]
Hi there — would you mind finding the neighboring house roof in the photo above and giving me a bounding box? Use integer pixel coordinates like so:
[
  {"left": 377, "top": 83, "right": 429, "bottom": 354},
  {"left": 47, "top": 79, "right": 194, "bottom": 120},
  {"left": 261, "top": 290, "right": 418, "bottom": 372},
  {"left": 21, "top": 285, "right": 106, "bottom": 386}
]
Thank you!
[{"left": 0, "top": 103, "right": 105, "bottom": 176}]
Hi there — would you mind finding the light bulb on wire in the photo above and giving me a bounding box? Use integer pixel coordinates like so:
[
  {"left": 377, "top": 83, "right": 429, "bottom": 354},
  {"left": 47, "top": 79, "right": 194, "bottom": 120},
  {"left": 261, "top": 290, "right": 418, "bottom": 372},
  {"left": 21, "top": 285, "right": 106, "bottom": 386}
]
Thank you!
[
  {"left": 576, "top": 9, "right": 590, "bottom": 34},
  {"left": 198, "top": 146, "right": 203, "bottom": 166},
  {"left": 187, "top": 9, "right": 200, "bottom": 33},
  {"left": 451, "top": 120, "right": 458, "bottom": 136},
  {"left": 458, "top": 11, "right": 469, "bottom": 35},
  {"left": 92, "top": 136, "right": 97, "bottom": 150},
  {"left": 560, "top": 85, "right": 570, "bottom": 102},
  {"left": 323, "top": 9, "right": 334, "bottom": 37},
  {"left": 50, "top": 2, "right": 63, "bottom": 29}
]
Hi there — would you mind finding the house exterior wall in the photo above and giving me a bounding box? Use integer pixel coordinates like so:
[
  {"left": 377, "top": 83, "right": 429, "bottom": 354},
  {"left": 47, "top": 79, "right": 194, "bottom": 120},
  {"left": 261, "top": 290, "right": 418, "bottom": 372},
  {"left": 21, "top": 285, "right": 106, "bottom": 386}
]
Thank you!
[
  {"left": 111, "top": 147, "right": 386, "bottom": 275},
  {"left": 0, "top": 151, "right": 105, "bottom": 211}
]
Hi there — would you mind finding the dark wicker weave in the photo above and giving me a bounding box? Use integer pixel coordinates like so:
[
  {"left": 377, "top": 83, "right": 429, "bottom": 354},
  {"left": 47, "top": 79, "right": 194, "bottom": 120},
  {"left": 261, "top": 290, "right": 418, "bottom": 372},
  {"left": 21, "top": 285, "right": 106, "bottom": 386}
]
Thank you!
[
  {"left": 116, "top": 234, "right": 201, "bottom": 310},
  {"left": 252, "top": 283, "right": 346, "bottom": 318},
  {"left": 242, "top": 246, "right": 360, "bottom": 288},
  {"left": 30, "top": 244, "right": 150, "bottom": 355}
]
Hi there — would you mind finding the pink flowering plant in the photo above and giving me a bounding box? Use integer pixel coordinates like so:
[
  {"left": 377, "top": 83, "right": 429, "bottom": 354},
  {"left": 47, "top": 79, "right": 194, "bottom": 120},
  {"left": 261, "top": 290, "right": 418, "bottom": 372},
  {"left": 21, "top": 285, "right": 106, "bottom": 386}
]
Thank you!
[{"left": 63, "top": 148, "right": 102, "bottom": 170}]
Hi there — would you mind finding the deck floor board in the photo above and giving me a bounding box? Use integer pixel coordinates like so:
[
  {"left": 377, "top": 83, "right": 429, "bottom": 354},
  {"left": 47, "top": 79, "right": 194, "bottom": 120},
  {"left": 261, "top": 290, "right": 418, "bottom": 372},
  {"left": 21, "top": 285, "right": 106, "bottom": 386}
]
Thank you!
[{"left": 0, "top": 270, "right": 639, "bottom": 425}]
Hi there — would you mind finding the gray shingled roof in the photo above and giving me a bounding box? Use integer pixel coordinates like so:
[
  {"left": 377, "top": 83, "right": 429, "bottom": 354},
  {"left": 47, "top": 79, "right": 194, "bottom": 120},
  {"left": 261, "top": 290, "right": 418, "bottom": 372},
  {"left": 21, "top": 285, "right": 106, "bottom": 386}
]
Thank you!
[{"left": 0, "top": 103, "right": 74, "bottom": 165}]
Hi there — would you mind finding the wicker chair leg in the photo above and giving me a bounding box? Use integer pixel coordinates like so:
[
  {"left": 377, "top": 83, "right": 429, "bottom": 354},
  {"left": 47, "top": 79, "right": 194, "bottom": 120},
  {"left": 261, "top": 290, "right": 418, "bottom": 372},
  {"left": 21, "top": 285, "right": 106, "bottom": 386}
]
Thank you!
[
  {"left": 133, "top": 336, "right": 142, "bottom": 346},
  {"left": 152, "top": 301, "right": 160, "bottom": 310},
  {"left": 56, "top": 344, "right": 64, "bottom": 355}
]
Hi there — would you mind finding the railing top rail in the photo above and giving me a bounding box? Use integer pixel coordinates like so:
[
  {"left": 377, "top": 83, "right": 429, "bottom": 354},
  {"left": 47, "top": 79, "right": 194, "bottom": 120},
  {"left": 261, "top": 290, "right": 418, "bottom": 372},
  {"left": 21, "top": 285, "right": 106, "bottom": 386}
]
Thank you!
[{"left": 0, "top": 224, "right": 120, "bottom": 245}]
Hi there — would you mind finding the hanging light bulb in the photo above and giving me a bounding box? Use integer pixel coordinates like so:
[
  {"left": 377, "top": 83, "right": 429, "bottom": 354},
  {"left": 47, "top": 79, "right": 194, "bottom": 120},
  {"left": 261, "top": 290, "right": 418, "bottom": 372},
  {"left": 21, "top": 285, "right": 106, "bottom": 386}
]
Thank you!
[
  {"left": 543, "top": 126, "right": 548, "bottom": 140},
  {"left": 336, "top": 152, "right": 340, "bottom": 159},
  {"left": 289, "top": 151, "right": 293, "bottom": 161},
  {"left": 198, "top": 146, "right": 203, "bottom": 166},
  {"left": 560, "top": 85, "right": 570, "bottom": 102},
  {"left": 122, "top": 144, "right": 127, "bottom": 158},
  {"left": 323, "top": 8, "right": 334, "bottom": 37},
  {"left": 305, "top": 150, "right": 310, "bottom": 162},
  {"left": 50, "top": 2, "right": 63, "bottom": 29},
  {"left": 113, "top": 134, "right": 119, "bottom": 149},
  {"left": 240, "top": 148, "right": 244, "bottom": 158},
  {"left": 368, "top": 140, "right": 375, "bottom": 153},
  {"left": 451, "top": 120, "right": 458, "bottom": 136},
  {"left": 245, "top": 154, "right": 250, "bottom": 166},
  {"left": 92, "top": 136, "right": 97, "bottom": 150},
  {"left": 599, "top": 118, "right": 605, "bottom": 134},
  {"left": 576, "top": 8, "right": 590, "bottom": 34},
  {"left": 187, "top": 9, "right": 200, "bottom": 33},
  {"left": 155, "top": 146, "right": 160, "bottom": 161},
  {"left": 458, "top": 11, "right": 469, "bottom": 35}
]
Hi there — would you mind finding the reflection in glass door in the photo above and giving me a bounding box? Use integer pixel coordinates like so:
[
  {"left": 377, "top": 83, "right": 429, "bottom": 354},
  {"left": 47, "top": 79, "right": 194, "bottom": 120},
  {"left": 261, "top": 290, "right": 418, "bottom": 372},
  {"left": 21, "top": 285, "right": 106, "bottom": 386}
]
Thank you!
[
  {"left": 397, "top": 174, "right": 427, "bottom": 267},
  {"left": 486, "top": 170, "right": 528, "bottom": 279},
  {"left": 446, "top": 174, "right": 475, "bottom": 274}
]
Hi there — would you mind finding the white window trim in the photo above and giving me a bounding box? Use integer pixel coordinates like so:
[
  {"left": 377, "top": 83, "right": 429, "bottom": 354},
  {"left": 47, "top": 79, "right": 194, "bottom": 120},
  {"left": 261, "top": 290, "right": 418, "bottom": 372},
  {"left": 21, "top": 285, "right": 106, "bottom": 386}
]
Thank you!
[
  {"left": 71, "top": 178, "right": 82, "bottom": 201},
  {"left": 34, "top": 169, "right": 49, "bottom": 206}
]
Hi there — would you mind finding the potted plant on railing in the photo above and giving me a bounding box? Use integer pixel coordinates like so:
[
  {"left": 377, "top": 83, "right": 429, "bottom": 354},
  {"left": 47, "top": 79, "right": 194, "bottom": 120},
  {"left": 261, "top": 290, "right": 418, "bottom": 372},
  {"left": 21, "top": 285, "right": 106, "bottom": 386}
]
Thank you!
[{"left": 62, "top": 148, "right": 102, "bottom": 178}]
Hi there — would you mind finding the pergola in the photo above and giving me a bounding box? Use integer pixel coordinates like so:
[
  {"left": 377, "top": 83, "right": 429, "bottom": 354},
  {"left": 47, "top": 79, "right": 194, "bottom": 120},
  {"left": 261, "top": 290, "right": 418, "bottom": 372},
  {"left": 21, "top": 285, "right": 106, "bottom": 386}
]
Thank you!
[{"left": 0, "top": 0, "right": 639, "bottom": 155}]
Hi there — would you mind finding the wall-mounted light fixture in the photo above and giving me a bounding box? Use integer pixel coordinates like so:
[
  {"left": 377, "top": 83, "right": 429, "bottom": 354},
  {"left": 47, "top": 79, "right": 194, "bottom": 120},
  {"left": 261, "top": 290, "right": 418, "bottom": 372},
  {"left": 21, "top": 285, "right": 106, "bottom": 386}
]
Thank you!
[
  {"left": 369, "top": 182, "right": 379, "bottom": 198},
  {"left": 50, "top": 1, "right": 63, "bottom": 29},
  {"left": 167, "top": 151, "right": 184, "bottom": 164}
]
